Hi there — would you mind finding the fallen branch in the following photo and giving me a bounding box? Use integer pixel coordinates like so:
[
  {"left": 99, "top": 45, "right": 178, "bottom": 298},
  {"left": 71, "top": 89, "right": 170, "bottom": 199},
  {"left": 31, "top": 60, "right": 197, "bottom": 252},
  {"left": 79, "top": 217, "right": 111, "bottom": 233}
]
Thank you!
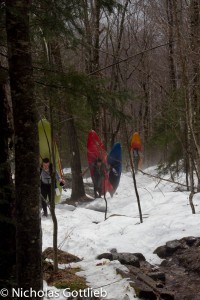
[
  {"left": 93, "top": 279, "right": 123, "bottom": 290},
  {"left": 106, "top": 214, "right": 149, "bottom": 220},
  {"left": 118, "top": 266, "right": 174, "bottom": 300},
  {"left": 138, "top": 169, "right": 191, "bottom": 189}
]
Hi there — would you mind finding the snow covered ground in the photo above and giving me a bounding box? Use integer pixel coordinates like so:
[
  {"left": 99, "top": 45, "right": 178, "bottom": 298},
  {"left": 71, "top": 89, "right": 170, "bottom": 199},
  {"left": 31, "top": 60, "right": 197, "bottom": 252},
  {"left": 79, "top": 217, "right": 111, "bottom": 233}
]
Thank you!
[{"left": 42, "top": 167, "right": 200, "bottom": 300}]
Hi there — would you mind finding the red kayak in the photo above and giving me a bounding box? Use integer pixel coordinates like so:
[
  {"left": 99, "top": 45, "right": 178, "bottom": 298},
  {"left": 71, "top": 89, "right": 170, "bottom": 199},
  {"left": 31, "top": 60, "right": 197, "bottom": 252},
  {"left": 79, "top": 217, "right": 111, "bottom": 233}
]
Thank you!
[{"left": 87, "top": 130, "right": 113, "bottom": 195}]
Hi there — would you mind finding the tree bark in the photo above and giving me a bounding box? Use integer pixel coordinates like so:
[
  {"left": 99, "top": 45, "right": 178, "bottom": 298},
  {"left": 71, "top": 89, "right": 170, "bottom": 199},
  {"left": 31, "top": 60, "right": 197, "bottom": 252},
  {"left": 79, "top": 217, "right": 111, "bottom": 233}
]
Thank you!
[
  {"left": 166, "top": 0, "right": 177, "bottom": 90},
  {"left": 108, "top": 0, "right": 129, "bottom": 147},
  {"left": 48, "top": 86, "right": 59, "bottom": 271},
  {"left": 124, "top": 121, "right": 143, "bottom": 223},
  {"left": 82, "top": 0, "right": 102, "bottom": 134},
  {"left": 50, "top": 41, "right": 85, "bottom": 200},
  {"left": 190, "top": 0, "right": 200, "bottom": 191},
  {"left": 6, "top": 0, "right": 42, "bottom": 295},
  {"left": 0, "top": 65, "right": 15, "bottom": 293},
  {"left": 66, "top": 110, "right": 86, "bottom": 200},
  {"left": 172, "top": 0, "right": 196, "bottom": 196}
]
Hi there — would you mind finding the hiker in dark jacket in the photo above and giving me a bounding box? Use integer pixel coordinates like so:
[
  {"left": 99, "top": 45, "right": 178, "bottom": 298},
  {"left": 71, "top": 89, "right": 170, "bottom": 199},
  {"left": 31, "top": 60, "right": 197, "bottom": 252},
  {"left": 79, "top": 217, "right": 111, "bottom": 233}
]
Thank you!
[
  {"left": 40, "top": 158, "right": 65, "bottom": 216},
  {"left": 81, "top": 158, "right": 107, "bottom": 198},
  {"left": 91, "top": 158, "right": 107, "bottom": 198}
]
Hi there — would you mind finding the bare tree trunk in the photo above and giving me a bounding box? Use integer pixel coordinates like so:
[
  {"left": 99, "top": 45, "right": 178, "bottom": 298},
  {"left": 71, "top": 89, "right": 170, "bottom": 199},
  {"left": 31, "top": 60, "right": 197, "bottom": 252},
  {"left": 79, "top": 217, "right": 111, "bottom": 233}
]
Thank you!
[
  {"left": 124, "top": 121, "right": 143, "bottom": 223},
  {"left": 6, "top": 0, "right": 42, "bottom": 295},
  {"left": 184, "top": 127, "right": 190, "bottom": 191},
  {"left": 0, "top": 66, "right": 15, "bottom": 293},
  {"left": 49, "top": 98, "right": 58, "bottom": 271},
  {"left": 166, "top": 0, "right": 177, "bottom": 90},
  {"left": 141, "top": 69, "right": 150, "bottom": 145},
  {"left": 108, "top": 0, "right": 129, "bottom": 147},
  {"left": 94, "top": 0, "right": 100, "bottom": 71},
  {"left": 173, "top": 0, "right": 195, "bottom": 213},
  {"left": 190, "top": 0, "right": 200, "bottom": 191},
  {"left": 50, "top": 42, "right": 85, "bottom": 200},
  {"left": 43, "top": 42, "right": 60, "bottom": 271},
  {"left": 82, "top": 0, "right": 102, "bottom": 134},
  {"left": 110, "top": 120, "right": 121, "bottom": 148}
]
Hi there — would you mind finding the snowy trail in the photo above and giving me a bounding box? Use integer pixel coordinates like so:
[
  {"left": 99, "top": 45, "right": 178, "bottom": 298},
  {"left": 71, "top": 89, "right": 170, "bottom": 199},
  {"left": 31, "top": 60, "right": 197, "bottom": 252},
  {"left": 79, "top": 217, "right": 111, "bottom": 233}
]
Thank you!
[{"left": 42, "top": 167, "right": 200, "bottom": 300}]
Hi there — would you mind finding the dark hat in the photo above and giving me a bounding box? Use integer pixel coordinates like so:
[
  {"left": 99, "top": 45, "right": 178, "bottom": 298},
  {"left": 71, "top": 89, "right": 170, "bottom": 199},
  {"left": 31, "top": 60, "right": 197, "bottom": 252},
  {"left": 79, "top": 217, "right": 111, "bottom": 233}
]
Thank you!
[{"left": 42, "top": 157, "right": 50, "bottom": 163}]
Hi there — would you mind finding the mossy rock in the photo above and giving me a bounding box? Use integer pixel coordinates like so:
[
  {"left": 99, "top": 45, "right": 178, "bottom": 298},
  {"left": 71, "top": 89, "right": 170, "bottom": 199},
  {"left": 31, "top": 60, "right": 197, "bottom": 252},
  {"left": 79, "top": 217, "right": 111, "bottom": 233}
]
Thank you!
[
  {"left": 42, "top": 247, "right": 81, "bottom": 264},
  {"left": 44, "top": 267, "right": 88, "bottom": 292}
]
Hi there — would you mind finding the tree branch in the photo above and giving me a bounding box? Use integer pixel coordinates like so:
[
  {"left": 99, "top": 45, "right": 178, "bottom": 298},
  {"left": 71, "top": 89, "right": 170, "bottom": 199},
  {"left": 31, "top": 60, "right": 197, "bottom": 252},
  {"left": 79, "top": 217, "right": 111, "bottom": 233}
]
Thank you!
[
  {"left": 89, "top": 41, "right": 177, "bottom": 75},
  {"left": 138, "top": 169, "right": 191, "bottom": 189}
]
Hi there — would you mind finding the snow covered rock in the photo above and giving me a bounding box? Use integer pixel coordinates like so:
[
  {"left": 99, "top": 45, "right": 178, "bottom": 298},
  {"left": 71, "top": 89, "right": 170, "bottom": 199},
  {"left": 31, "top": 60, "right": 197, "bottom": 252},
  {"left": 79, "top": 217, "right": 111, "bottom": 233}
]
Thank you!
[{"left": 97, "top": 251, "right": 145, "bottom": 267}]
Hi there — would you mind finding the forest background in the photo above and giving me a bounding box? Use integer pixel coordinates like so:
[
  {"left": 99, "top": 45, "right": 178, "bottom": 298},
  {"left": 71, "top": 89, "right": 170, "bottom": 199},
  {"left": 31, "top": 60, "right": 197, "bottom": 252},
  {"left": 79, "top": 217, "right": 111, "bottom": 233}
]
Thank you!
[{"left": 1, "top": 0, "right": 200, "bottom": 298}]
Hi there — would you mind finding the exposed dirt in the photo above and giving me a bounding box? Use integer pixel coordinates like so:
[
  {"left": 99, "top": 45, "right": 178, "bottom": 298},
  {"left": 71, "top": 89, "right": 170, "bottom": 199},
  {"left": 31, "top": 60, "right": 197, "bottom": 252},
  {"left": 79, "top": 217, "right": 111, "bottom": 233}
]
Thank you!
[
  {"left": 43, "top": 247, "right": 81, "bottom": 264},
  {"left": 156, "top": 236, "right": 200, "bottom": 300},
  {"left": 104, "top": 236, "right": 200, "bottom": 300},
  {"left": 43, "top": 237, "right": 200, "bottom": 299},
  {"left": 43, "top": 265, "right": 87, "bottom": 290},
  {"left": 42, "top": 248, "right": 101, "bottom": 299}
]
